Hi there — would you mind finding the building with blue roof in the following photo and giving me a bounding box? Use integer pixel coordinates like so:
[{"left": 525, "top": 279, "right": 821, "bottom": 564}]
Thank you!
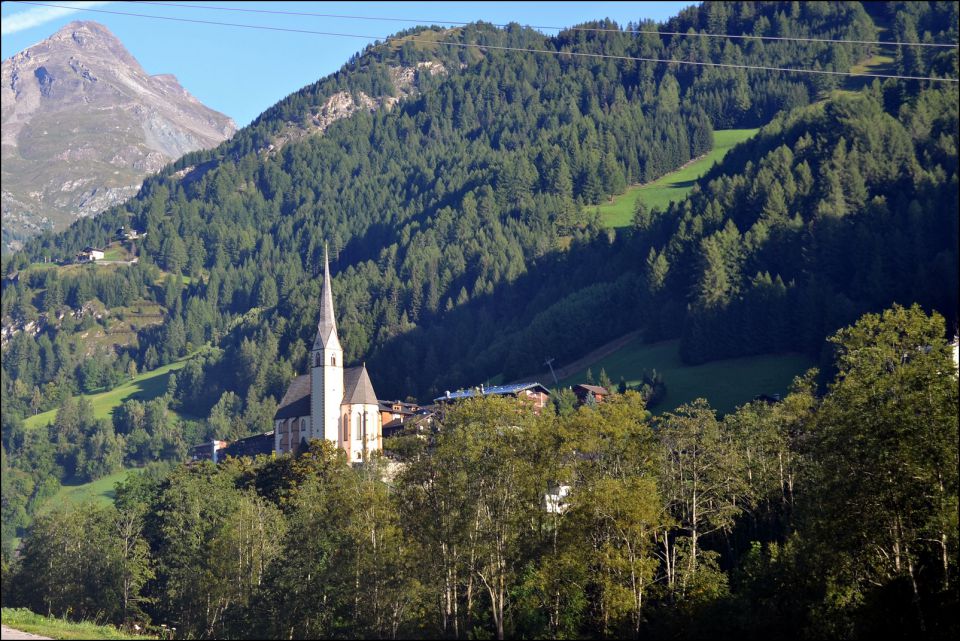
[{"left": 435, "top": 382, "right": 551, "bottom": 413}]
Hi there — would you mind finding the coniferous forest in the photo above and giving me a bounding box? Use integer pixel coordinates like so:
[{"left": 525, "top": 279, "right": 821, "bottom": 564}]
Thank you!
[{"left": 1, "top": 2, "right": 958, "bottom": 638}]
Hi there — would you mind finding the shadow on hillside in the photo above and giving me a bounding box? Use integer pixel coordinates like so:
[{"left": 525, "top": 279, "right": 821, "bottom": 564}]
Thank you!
[{"left": 367, "top": 229, "right": 653, "bottom": 401}]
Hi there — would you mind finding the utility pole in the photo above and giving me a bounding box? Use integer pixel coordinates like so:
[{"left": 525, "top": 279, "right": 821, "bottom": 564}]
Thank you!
[{"left": 544, "top": 357, "right": 558, "bottom": 386}]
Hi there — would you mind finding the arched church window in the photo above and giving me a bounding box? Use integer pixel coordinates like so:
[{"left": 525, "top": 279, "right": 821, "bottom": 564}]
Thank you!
[
  {"left": 331, "top": 355, "right": 336, "bottom": 366},
  {"left": 300, "top": 418, "right": 307, "bottom": 435},
  {"left": 314, "top": 353, "right": 321, "bottom": 368},
  {"left": 354, "top": 413, "right": 361, "bottom": 440}
]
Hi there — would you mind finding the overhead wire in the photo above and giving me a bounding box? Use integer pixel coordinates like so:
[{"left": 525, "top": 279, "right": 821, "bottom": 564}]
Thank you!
[
  {"left": 127, "top": 0, "right": 960, "bottom": 49},
  {"left": 8, "top": 1, "right": 959, "bottom": 84}
]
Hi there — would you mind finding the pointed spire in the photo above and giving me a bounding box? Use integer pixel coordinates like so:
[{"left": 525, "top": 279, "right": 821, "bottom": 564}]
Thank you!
[{"left": 315, "top": 243, "right": 339, "bottom": 349}]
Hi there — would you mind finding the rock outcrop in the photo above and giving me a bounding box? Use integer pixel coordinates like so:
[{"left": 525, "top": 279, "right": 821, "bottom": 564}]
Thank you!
[{"left": 263, "top": 60, "right": 448, "bottom": 155}]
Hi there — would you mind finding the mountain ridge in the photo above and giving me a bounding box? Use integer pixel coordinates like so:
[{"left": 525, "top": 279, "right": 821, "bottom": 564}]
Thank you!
[{"left": 1, "top": 20, "right": 236, "bottom": 250}]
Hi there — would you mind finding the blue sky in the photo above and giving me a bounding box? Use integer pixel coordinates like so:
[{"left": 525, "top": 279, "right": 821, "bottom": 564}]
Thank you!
[{"left": 2, "top": 2, "right": 697, "bottom": 127}]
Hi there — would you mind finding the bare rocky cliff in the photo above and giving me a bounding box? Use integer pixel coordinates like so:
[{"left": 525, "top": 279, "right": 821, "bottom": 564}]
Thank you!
[
  {"left": 1, "top": 21, "right": 236, "bottom": 249},
  {"left": 262, "top": 60, "right": 449, "bottom": 155}
]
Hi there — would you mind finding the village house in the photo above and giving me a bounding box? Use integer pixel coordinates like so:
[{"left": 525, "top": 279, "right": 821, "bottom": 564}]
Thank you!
[
  {"left": 76, "top": 246, "right": 104, "bottom": 262},
  {"left": 572, "top": 384, "right": 609, "bottom": 405},
  {"left": 379, "top": 399, "right": 420, "bottom": 424},
  {"left": 379, "top": 400, "right": 430, "bottom": 437},
  {"left": 434, "top": 382, "right": 551, "bottom": 414}
]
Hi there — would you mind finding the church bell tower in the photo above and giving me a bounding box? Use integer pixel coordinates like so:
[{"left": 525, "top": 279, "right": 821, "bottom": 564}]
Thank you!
[{"left": 310, "top": 246, "right": 344, "bottom": 444}]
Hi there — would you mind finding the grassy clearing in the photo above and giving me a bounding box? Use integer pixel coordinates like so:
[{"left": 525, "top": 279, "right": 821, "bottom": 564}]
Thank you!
[
  {"left": 114, "top": 301, "right": 165, "bottom": 327},
  {"left": 101, "top": 243, "right": 129, "bottom": 261},
  {"left": 66, "top": 301, "right": 165, "bottom": 354},
  {"left": 391, "top": 26, "right": 461, "bottom": 50},
  {"left": 844, "top": 52, "right": 896, "bottom": 92},
  {"left": 24, "top": 357, "right": 193, "bottom": 429},
  {"left": 34, "top": 469, "right": 132, "bottom": 518},
  {"left": 599, "top": 128, "right": 759, "bottom": 228},
  {"left": 849, "top": 53, "right": 895, "bottom": 76},
  {"left": 23, "top": 261, "right": 60, "bottom": 272},
  {"left": 557, "top": 337, "right": 815, "bottom": 415},
  {"left": 1, "top": 608, "right": 155, "bottom": 640},
  {"left": 20, "top": 261, "right": 85, "bottom": 277}
]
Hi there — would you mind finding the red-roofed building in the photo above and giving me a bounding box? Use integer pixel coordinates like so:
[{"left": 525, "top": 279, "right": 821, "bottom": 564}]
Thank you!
[{"left": 572, "top": 384, "right": 610, "bottom": 405}]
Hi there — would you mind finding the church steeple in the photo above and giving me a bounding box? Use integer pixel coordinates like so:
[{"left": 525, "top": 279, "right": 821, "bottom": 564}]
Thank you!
[
  {"left": 314, "top": 245, "right": 340, "bottom": 351},
  {"left": 274, "top": 241, "right": 381, "bottom": 458},
  {"left": 310, "top": 243, "right": 344, "bottom": 445}
]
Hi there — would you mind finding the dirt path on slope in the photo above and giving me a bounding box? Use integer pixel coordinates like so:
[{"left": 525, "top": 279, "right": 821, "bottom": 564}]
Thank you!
[{"left": 507, "top": 330, "right": 641, "bottom": 387}]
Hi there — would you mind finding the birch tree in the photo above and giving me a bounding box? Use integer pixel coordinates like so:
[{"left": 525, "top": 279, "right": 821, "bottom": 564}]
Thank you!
[
  {"left": 657, "top": 399, "right": 749, "bottom": 598},
  {"left": 805, "top": 305, "right": 958, "bottom": 632}
]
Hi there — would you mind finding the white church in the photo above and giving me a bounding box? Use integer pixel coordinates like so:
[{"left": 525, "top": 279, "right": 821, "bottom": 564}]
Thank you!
[{"left": 273, "top": 250, "right": 382, "bottom": 460}]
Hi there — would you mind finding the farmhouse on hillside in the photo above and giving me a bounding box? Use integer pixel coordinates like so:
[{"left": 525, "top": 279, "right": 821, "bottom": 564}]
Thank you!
[
  {"left": 76, "top": 246, "right": 104, "bottom": 262},
  {"left": 572, "top": 383, "right": 609, "bottom": 405},
  {"left": 115, "top": 226, "right": 141, "bottom": 241}
]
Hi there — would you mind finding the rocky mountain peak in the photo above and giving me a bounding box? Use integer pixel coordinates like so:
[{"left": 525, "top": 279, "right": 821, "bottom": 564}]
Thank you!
[
  {"left": 1, "top": 21, "right": 236, "bottom": 250},
  {"left": 51, "top": 20, "right": 140, "bottom": 65}
]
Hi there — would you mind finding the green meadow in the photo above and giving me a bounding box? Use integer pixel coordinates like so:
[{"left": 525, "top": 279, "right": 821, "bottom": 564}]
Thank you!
[
  {"left": 558, "top": 337, "right": 815, "bottom": 415},
  {"left": 101, "top": 244, "right": 128, "bottom": 261},
  {"left": 599, "top": 128, "right": 759, "bottom": 228},
  {"left": 24, "top": 357, "right": 193, "bottom": 429},
  {"left": 34, "top": 469, "right": 132, "bottom": 517}
]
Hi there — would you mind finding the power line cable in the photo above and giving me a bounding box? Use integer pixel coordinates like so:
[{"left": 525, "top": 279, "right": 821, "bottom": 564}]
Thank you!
[
  {"left": 9, "top": 1, "right": 959, "bottom": 83},
  {"left": 127, "top": 0, "right": 960, "bottom": 49}
]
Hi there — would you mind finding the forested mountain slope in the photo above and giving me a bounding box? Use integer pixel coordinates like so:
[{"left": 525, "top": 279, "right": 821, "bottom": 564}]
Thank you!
[
  {"left": 370, "top": 83, "right": 958, "bottom": 396},
  {"left": 2, "top": 1, "right": 956, "bottom": 454}
]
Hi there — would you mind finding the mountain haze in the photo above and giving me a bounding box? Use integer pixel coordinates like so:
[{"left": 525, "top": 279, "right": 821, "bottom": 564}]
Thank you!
[{"left": 1, "top": 21, "right": 236, "bottom": 249}]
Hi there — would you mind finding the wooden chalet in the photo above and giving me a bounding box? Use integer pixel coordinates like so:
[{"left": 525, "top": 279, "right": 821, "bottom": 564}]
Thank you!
[
  {"left": 572, "top": 384, "right": 610, "bottom": 405},
  {"left": 379, "top": 400, "right": 431, "bottom": 437}
]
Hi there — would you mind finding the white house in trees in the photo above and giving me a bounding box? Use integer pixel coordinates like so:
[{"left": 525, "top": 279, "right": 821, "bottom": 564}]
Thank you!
[{"left": 77, "top": 246, "right": 104, "bottom": 262}]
